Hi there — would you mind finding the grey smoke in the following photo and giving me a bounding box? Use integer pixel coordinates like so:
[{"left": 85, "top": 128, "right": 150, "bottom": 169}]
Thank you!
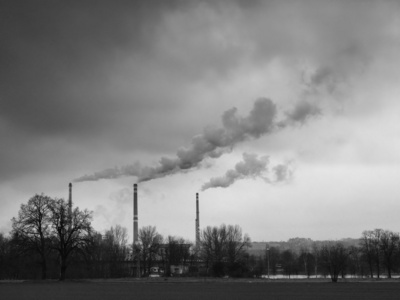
[
  {"left": 311, "top": 66, "right": 335, "bottom": 87},
  {"left": 284, "top": 100, "right": 321, "bottom": 124},
  {"left": 201, "top": 153, "right": 269, "bottom": 191},
  {"left": 74, "top": 98, "right": 315, "bottom": 183},
  {"left": 273, "top": 163, "right": 293, "bottom": 182},
  {"left": 201, "top": 154, "right": 293, "bottom": 191}
]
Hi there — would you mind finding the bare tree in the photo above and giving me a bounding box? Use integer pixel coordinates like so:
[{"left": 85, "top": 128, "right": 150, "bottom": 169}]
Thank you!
[
  {"left": 111, "top": 225, "right": 129, "bottom": 248},
  {"left": 281, "top": 249, "right": 296, "bottom": 278},
  {"left": 379, "top": 230, "right": 399, "bottom": 278},
  {"left": 11, "top": 194, "right": 52, "bottom": 279},
  {"left": 348, "top": 245, "right": 362, "bottom": 278},
  {"left": 311, "top": 243, "right": 321, "bottom": 278},
  {"left": 371, "top": 229, "right": 383, "bottom": 278},
  {"left": 226, "top": 225, "right": 251, "bottom": 266},
  {"left": 299, "top": 246, "right": 314, "bottom": 278},
  {"left": 83, "top": 232, "right": 105, "bottom": 278},
  {"left": 100, "top": 225, "right": 130, "bottom": 277},
  {"left": 105, "top": 225, "right": 129, "bottom": 259},
  {"left": 201, "top": 225, "right": 226, "bottom": 276},
  {"left": 138, "top": 226, "right": 163, "bottom": 275},
  {"left": 360, "top": 230, "right": 375, "bottom": 278},
  {"left": 265, "top": 246, "right": 280, "bottom": 276},
  {"left": 361, "top": 229, "right": 383, "bottom": 278},
  {"left": 48, "top": 198, "right": 93, "bottom": 280},
  {"left": 0, "top": 233, "right": 10, "bottom": 279},
  {"left": 225, "top": 225, "right": 251, "bottom": 276},
  {"left": 319, "top": 242, "right": 348, "bottom": 282},
  {"left": 200, "top": 224, "right": 251, "bottom": 277}
]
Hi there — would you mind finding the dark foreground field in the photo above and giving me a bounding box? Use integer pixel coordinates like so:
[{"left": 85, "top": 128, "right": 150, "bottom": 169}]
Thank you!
[{"left": 1, "top": 279, "right": 400, "bottom": 300}]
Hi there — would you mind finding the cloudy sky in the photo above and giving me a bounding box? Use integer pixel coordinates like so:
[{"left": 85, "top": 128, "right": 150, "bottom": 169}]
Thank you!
[{"left": 1, "top": 0, "right": 399, "bottom": 243}]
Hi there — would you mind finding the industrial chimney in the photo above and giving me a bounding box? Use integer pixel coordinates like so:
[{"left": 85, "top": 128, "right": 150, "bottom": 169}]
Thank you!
[
  {"left": 195, "top": 193, "right": 200, "bottom": 249},
  {"left": 68, "top": 183, "right": 72, "bottom": 230},
  {"left": 68, "top": 183, "right": 72, "bottom": 216},
  {"left": 133, "top": 183, "right": 138, "bottom": 244}
]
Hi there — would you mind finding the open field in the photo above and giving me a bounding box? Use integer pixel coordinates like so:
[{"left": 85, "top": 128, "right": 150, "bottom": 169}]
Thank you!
[{"left": 1, "top": 279, "right": 400, "bottom": 300}]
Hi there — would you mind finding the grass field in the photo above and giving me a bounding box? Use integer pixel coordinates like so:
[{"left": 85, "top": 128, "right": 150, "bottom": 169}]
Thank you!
[{"left": 1, "top": 279, "right": 400, "bottom": 300}]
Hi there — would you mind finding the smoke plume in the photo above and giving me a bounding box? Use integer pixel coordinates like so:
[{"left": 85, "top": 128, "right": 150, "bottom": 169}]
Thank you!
[
  {"left": 273, "top": 163, "right": 293, "bottom": 182},
  {"left": 285, "top": 100, "right": 321, "bottom": 124},
  {"left": 201, "top": 153, "right": 269, "bottom": 191},
  {"left": 277, "top": 100, "right": 321, "bottom": 128},
  {"left": 74, "top": 98, "right": 316, "bottom": 183},
  {"left": 201, "top": 154, "right": 294, "bottom": 190}
]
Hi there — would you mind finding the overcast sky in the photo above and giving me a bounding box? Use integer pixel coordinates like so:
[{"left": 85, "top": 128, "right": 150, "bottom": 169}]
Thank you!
[{"left": 1, "top": 0, "right": 399, "bottom": 243}]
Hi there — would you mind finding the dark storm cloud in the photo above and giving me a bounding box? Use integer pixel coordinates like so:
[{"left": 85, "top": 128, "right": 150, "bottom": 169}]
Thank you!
[
  {"left": 0, "top": 0, "right": 261, "bottom": 156},
  {"left": 0, "top": 1, "right": 164, "bottom": 136},
  {"left": 1, "top": 0, "right": 395, "bottom": 138},
  {"left": 0, "top": 1, "right": 193, "bottom": 181},
  {"left": 1, "top": 0, "right": 398, "bottom": 183},
  {"left": 0, "top": 1, "right": 210, "bottom": 180}
]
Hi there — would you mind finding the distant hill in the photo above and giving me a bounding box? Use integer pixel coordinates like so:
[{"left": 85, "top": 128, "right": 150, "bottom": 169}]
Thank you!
[{"left": 247, "top": 237, "right": 361, "bottom": 257}]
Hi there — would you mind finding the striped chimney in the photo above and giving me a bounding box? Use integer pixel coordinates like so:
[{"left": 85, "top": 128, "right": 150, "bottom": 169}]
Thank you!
[
  {"left": 68, "top": 183, "right": 72, "bottom": 216},
  {"left": 133, "top": 183, "right": 138, "bottom": 244},
  {"left": 68, "top": 183, "right": 72, "bottom": 230},
  {"left": 196, "top": 193, "right": 200, "bottom": 248}
]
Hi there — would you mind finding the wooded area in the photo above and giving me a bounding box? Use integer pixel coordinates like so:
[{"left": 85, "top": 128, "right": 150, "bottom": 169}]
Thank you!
[{"left": 1, "top": 194, "right": 400, "bottom": 282}]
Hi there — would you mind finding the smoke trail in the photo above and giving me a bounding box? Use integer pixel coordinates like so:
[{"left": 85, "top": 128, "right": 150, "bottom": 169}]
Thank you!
[
  {"left": 74, "top": 97, "right": 317, "bottom": 183},
  {"left": 201, "top": 154, "right": 294, "bottom": 190},
  {"left": 272, "top": 163, "right": 293, "bottom": 182},
  {"left": 285, "top": 100, "right": 321, "bottom": 124},
  {"left": 277, "top": 100, "right": 321, "bottom": 128},
  {"left": 201, "top": 153, "right": 269, "bottom": 191}
]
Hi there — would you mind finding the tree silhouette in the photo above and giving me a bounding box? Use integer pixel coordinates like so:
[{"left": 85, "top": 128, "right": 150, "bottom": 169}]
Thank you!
[
  {"left": 319, "top": 242, "right": 348, "bottom": 282},
  {"left": 138, "top": 226, "right": 163, "bottom": 275},
  {"left": 11, "top": 194, "right": 53, "bottom": 279},
  {"left": 201, "top": 224, "right": 251, "bottom": 277},
  {"left": 48, "top": 198, "right": 93, "bottom": 280}
]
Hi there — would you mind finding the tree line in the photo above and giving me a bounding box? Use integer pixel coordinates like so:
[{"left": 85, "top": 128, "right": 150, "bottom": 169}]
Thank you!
[
  {"left": 1, "top": 194, "right": 400, "bottom": 282},
  {"left": 0, "top": 194, "right": 195, "bottom": 280},
  {"left": 242, "top": 230, "right": 400, "bottom": 282}
]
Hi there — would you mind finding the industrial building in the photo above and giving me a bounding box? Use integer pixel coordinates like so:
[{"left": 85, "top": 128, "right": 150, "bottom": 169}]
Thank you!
[{"left": 67, "top": 182, "right": 200, "bottom": 277}]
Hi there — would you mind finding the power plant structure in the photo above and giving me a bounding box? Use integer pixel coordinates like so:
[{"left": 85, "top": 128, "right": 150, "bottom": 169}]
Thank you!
[
  {"left": 195, "top": 192, "right": 200, "bottom": 250},
  {"left": 68, "top": 182, "right": 72, "bottom": 215},
  {"left": 67, "top": 182, "right": 200, "bottom": 251},
  {"left": 131, "top": 184, "right": 200, "bottom": 248},
  {"left": 66, "top": 182, "right": 202, "bottom": 277},
  {"left": 133, "top": 183, "right": 140, "bottom": 277},
  {"left": 133, "top": 183, "right": 138, "bottom": 244},
  {"left": 68, "top": 183, "right": 73, "bottom": 229}
]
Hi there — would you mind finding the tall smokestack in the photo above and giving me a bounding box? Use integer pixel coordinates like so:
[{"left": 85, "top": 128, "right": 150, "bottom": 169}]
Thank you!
[
  {"left": 195, "top": 193, "right": 200, "bottom": 249},
  {"left": 68, "top": 183, "right": 72, "bottom": 216},
  {"left": 68, "top": 183, "right": 72, "bottom": 230},
  {"left": 133, "top": 183, "right": 138, "bottom": 244}
]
